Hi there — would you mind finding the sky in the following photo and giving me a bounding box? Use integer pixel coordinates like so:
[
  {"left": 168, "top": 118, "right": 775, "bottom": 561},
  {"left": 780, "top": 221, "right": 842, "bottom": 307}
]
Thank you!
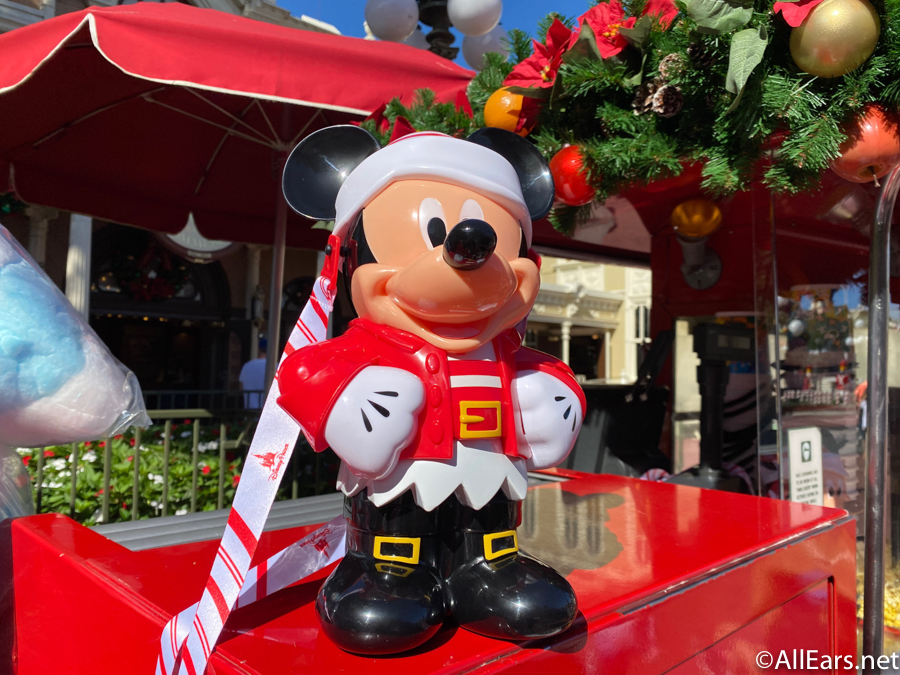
[{"left": 278, "top": 0, "right": 595, "bottom": 70}]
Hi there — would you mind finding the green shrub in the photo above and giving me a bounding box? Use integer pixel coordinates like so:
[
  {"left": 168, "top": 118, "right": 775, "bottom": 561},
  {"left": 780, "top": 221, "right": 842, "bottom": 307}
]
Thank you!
[{"left": 13, "top": 419, "right": 341, "bottom": 526}]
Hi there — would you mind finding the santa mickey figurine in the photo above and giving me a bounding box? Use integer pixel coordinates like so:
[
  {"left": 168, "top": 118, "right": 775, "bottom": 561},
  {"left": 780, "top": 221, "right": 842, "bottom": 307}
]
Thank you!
[{"left": 276, "top": 125, "right": 585, "bottom": 655}]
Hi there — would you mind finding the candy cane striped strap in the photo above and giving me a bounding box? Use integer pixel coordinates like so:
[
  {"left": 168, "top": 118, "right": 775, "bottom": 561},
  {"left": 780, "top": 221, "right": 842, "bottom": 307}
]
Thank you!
[
  {"left": 162, "top": 238, "right": 342, "bottom": 675},
  {"left": 156, "top": 516, "right": 346, "bottom": 675}
]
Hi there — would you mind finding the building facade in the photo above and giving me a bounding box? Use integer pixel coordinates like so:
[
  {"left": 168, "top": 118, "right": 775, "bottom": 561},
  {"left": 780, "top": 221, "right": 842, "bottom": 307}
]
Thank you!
[{"left": 527, "top": 256, "right": 651, "bottom": 385}]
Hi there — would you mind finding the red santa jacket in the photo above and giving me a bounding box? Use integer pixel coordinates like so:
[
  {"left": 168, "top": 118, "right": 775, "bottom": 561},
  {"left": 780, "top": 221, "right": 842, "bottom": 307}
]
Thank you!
[{"left": 276, "top": 318, "right": 586, "bottom": 461}]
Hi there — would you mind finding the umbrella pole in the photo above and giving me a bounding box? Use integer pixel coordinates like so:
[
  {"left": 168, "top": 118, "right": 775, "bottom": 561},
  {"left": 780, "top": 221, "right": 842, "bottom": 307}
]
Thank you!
[
  {"left": 862, "top": 165, "right": 900, "bottom": 671},
  {"left": 264, "top": 155, "right": 288, "bottom": 392}
]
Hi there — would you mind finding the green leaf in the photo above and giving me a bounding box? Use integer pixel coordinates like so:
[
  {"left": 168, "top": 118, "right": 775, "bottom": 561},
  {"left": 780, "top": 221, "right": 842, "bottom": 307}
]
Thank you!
[
  {"left": 725, "top": 25, "right": 768, "bottom": 96},
  {"left": 683, "top": 0, "right": 753, "bottom": 34},
  {"left": 505, "top": 85, "right": 552, "bottom": 100},
  {"left": 311, "top": 220, "right": 334, "bottom": 231},
  {"left": 563, "top": 22, "right": 602, "bottom": 63},
  {"left": 619, "top": 16, "right": 653, "bottom": 51}
]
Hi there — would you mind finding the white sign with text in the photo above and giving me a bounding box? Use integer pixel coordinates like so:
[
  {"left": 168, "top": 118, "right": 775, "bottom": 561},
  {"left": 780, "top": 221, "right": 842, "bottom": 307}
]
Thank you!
[{"left": 788, "top": 427, "right": 823, "bottom": 506}]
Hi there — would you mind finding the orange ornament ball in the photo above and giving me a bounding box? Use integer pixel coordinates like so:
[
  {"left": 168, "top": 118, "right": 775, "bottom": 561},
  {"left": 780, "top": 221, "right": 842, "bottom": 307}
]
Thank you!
[
  {"left": 484, "top": 87, "right": 535, "bottom": 137},
  {"left": 550, "top": 145, "right": 596, "bottom": 207},
  {"left": 830, "top": 105, "right": 900, "bottom": 183}
]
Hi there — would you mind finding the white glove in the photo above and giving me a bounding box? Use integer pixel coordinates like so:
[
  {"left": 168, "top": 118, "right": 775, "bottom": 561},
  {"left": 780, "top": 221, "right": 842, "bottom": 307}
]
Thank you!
[
  {"left": 513, "top": 369, "right": 582, "bottom": 470},
  {"left": 324, "top": 366, "right": 425, "bottom": 479}
]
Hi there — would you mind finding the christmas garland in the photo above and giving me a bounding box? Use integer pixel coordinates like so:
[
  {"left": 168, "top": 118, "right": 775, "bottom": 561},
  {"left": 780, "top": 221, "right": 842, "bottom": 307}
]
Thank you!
[{"left": 362, "top": 0, "right": 900, "bottom": 234}]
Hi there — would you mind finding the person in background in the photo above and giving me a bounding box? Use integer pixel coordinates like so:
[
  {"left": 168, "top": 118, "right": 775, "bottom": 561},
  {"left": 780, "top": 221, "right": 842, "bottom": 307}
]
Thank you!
[{"left": 239, "top": 337, "right": 267, "bottom": 409}]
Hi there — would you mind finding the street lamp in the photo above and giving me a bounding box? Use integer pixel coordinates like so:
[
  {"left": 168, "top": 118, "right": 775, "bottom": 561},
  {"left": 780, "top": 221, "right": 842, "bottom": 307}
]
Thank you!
[{"left": 364, "top": 0, "right": 506, "bottom": 68}]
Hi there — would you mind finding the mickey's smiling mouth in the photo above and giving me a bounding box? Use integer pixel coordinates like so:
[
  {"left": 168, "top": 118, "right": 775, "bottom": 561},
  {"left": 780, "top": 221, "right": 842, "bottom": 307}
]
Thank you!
[{"left": 426, "top": 319, "right": 490, "bottom": 340}]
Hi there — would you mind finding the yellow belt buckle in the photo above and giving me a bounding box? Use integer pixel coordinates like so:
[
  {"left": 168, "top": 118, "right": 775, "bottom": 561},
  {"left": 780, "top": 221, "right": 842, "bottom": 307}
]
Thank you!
[
  {"left": 373, "top": 535, "right": 420, "bottom": 565},
  {"left": 483, "top": 530, "right": 518, "bottom": 561},
  {"left": 375, "top": 562, "right": 415, "bottom": 578},
  {"left": 459, "top": 400, "right": 502, "bottom": 439}
]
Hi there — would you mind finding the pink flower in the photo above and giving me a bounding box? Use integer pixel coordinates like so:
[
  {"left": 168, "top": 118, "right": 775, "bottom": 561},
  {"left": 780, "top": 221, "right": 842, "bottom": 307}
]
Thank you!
[
  {"left": 21, "top": 456, "right": 30, "bottom": 467},
  {"left": 129, "top": 438, "right": 136, "bottom": 447},
  {"left": 642, "top": 0, "right": 679, "bottom": 28},
  {"left": 774, "top": 0, "right": 824, "bottom": 27},
  {"left": 126, "top": 455, "right": 133, "bottom": 462},
  {"left": 98, "top": 441, "right": 106, "bottom": 448},
  {"left": 95, "top": 489, "right": 104, "bottom": 496},
  {"left": 43, "top": 449, "right": 54, "bottom": 458},
  {"left": 202, "top": 466, "right": 211, "bottom": 475},
  {"left": 581, "top": 1, "right": 636, "bottom": 59},
  {"left": 232, "top": 475, "right": 241, "bottom": 487}
]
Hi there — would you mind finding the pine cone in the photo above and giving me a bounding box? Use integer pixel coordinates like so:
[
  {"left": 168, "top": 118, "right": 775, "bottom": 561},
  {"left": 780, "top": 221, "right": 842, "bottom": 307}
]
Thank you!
[
  {"left": 632, "top": 78, "right": 660, "bottom": 116},
  {"left": 652, "top": 85, "right": 683, "bottom": 118},
  {"left": 658, "top": 53, "right": 685, "bottom": 81},
  {"left": 687, "top": 42, "right": 716, "bottom": 68}
]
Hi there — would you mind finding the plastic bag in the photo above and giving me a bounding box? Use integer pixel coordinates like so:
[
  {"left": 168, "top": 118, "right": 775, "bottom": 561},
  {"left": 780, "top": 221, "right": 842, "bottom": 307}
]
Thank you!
[
  {"left": 0, "top": 443, "right": 34, "bottom": 518},
  {"left": 0, "top": 223, "right": 150, "bottom": 447}
]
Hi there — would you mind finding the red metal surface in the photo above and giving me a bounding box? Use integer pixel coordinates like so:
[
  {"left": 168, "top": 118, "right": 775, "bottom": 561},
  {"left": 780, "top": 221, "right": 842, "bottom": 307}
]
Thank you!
[{"left": 2, "top": 473, "right": 855, "bottom": 674}]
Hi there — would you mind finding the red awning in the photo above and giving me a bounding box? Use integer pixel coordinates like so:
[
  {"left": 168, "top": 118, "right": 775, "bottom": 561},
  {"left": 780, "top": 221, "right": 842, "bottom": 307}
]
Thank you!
[{"left": 0, "top": 3, "right": 474, "bottom": 248}]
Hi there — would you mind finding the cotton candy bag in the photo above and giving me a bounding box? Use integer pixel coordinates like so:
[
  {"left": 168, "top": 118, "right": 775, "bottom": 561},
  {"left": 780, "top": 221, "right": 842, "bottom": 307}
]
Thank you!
[{"left": 0, "top": 223, "right": 150, "bottom": 448}]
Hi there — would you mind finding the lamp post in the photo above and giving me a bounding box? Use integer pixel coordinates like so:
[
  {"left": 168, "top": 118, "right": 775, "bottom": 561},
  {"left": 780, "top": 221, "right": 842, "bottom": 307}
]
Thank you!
[
  {"left": 418, "top": 1, "right": 458, "bottom": 60},
  {"left": 364, "top": 0, "right": 506, "bottom": 69}
]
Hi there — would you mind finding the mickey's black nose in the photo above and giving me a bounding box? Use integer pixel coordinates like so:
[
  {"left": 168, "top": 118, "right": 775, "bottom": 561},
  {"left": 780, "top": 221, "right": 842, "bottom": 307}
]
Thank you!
[{"left": 443, "top": 219, "right": 497, "bottom": 271}]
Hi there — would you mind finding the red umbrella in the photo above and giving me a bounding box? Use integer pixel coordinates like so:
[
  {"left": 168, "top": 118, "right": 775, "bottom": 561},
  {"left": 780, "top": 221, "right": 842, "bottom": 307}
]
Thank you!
[{"left": 0, "top": 2, "right": 473, "bottom": 381}]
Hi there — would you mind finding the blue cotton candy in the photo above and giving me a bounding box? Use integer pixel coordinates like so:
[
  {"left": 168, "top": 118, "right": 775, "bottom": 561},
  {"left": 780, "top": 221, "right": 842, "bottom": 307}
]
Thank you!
[{"left": 0, "top": 258, "right": 85, "bottom": 412}]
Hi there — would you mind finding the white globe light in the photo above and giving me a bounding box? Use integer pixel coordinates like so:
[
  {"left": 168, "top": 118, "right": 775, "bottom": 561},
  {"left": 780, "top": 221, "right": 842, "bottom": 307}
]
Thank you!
[
  {"left": 787, "top": 319, "right": 806, "bottom": 337},
  {"left": 447, "top": 0, "right": 502, "bottom": 37},
  {"left": 462, "top": 25, "right": 507, "bottom": 71},
  {"left": 365, "top": 0, "right": 419, "bottom": 42},
  {"left": 402, "top": 26, "right": 431, "bottom": 50}
]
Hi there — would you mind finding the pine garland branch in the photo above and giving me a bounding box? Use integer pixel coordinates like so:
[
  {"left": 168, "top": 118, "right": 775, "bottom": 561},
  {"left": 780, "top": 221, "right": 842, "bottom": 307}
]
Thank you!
[{"left": 504, "top": 28, "right": 533, "bottom": 64}]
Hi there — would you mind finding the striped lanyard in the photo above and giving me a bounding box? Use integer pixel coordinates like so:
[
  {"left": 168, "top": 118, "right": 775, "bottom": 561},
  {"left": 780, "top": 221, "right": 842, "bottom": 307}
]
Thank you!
[{"left": 157, "top": 237, "right": 344, "bottom": 675}]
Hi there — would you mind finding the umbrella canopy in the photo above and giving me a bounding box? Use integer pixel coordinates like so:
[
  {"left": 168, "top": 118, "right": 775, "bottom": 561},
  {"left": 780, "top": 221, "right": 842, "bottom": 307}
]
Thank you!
[{"left": 0, "top": 2, "right": 473, "bottom": 248}]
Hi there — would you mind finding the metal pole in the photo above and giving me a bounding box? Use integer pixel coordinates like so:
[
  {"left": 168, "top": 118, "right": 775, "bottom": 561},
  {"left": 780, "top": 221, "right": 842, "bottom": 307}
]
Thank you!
[
  {"left": 769, "top": 191, "right": 786, "bottom": 501},
  {"left": 131, "top": 428, "right": 141, "bottom": 521},
  {"left": 161, "top": 421, "right": 171, "bottom": 517},
  {"left": 862, "top": 164, "right": 900, "bottom": 670},
  {"left": 264, "top": 185, "right": 288, "bottom": 391},
  {"left": 101, "top": 437, "right": 111, "bottom": 523},
  {"left": 68, "top": 442, "right": 79, "bottom": 518},
  {"left": 264, "top": 107, "right": 292, "bottom": 391}
]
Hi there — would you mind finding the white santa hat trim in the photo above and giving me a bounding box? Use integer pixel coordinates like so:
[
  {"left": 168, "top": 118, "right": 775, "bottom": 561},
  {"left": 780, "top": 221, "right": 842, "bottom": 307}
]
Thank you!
[{"left": 334, "top": 132, "right": 532, "bottom": 246}]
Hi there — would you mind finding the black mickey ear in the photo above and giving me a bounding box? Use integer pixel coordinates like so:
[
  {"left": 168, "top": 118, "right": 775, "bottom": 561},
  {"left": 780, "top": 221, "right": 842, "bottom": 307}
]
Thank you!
[
  {"left": 466, "top": 128, "right": 555, "bottom": 221},
  {"left": 282, "top": 125, "right": 382, "bottom": 220}
]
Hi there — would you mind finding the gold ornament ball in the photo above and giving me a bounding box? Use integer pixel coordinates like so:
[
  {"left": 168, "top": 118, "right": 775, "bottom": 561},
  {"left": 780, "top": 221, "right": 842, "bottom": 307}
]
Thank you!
[{"left": 790, "top": 0, "right": 880, "bottom": 78}]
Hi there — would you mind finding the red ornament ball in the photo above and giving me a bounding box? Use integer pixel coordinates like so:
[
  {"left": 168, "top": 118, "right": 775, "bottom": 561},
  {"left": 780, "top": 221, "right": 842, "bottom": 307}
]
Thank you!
[
  {"left": 830, "top": 105, "right": 900, "bottom": 184},
  {"left": 549, "top": 145, "right": 596, "bottom": 206}
]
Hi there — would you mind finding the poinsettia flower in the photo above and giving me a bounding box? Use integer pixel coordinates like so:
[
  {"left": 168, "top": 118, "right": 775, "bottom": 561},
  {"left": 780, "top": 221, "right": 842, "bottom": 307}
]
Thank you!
[
  {"left": 503, "top": 18, "right": 574, "bottom": 90},
  {"left": 581, "top": 1, "right": 637, "bottom": 59},
  {"left": 358, "top": 102, "right": 390, "bottom": 133},
  {"left": 642, "top": 0, "right": 679, "bottom": 29},
  {"left": 774, "top": 0, "right": 824, "bottom": 27},
  {"left": 455, "top": 91, "right": 474, "bottom": 118}
]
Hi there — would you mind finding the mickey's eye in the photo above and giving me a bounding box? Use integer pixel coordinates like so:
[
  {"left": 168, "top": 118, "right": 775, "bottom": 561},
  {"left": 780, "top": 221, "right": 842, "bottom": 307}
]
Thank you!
[
  {"left": 427, "top": 218, "right": 447, "bottom": 248},
  {"left": 419, "top": 198, "right": 446, "bottom": 249},
  {"left": 459, "top": 199, "right": 484, "bottom": 222}
]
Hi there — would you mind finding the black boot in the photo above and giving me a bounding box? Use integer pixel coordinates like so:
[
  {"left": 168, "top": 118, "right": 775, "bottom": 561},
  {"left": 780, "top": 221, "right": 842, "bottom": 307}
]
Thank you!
[
  {"left": 316, "top": 490, "right": 446, "bottom": 655},
  {"left": 442, "top": 493, "right": 577, "bottom": 640}
]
